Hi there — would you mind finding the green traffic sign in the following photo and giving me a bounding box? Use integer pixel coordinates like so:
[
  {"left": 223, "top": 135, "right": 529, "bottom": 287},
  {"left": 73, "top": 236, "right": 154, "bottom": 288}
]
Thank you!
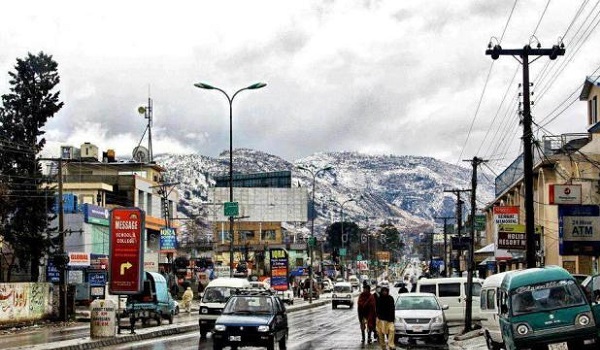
[
  {"left": 224, "top": 202, "right": 239, "bottom": 217},
  {"left": 356, "top": 254, "right": 362, "bottom": 260},
  {"left": 339, "top": 248, "right": 347, "bottom": 257},
  {"left": 308, "top": 237, "right": 317, "bottom": 247}
]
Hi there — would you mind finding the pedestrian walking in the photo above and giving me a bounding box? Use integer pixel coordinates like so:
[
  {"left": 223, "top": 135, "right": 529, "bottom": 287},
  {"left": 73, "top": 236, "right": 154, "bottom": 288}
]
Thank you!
[
  {"left": 182, "top": 286, "right": 194, "bottom": 313},
  {"left": 358, "top": 284, "right": 376, "bottom": 343},
  {"left": 376, "top": 284, "right": 396, "bottom": 350}
]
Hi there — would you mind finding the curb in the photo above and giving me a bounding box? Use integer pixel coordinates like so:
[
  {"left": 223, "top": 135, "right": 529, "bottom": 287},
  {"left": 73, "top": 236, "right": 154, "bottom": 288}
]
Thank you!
[{"left": 13, "top": 298, "right": 331, "bottom": 350}]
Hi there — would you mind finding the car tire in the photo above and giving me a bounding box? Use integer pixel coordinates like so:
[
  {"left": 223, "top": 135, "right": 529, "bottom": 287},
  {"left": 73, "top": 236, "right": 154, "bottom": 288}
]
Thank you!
[
  {"left": 175, "top": 306, "right": 179, "bottom": 315},
  {"left": 266, "top": 336, "right": 276, "bottom": 350},
  {"left": 199, "top": 328, "right": 208, "bottom": 340},
  {"left": 212, "top": 343, "right": 222, "bottom": 350},
  {"left": 168, "top": 312, "right": 174, "bottom": 324},
  {"left": 332, "top": 303, "right": 337, "bottom": 309}
]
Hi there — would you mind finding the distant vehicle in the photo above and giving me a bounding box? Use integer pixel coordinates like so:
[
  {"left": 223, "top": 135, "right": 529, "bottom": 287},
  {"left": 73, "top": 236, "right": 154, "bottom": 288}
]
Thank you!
[
  {"left": 332, "top": 282, "right": 354, "bottom": 309},
  {"left": 198, "top": 277, "right": 252, "bottom": 339},
  {"left": 249, "top": 281, "right": 269, "bottom": 290},
  {"left": 276, "top": 289, "right": 294, "bottom": 305},
  {"left": 348, "top": 275, "right": 360, "bottom": 289},
  {"left": 335, "top": 276, "right": 345, "bottom": 283},
  {"left": 125, "top": 271, "right": 177, "bottom": 326},
  {"left": 321, "top": 278, "right": 333, "bottom": 293},
  {"left": 480, "top": 271, "right": 516, "bottom": 350},
  {"left": 394, "top": 292, "right": 449, "bottom": 345},
  {"left": 571, "top": 273, "right": 590, "bottom": 285},
  {"left": 212, "top": 289, "right": 288, "bottom": 350}
]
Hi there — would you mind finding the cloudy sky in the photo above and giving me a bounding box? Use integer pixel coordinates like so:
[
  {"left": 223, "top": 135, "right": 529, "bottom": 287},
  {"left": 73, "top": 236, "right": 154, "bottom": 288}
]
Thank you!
[{"left": 1, "top": 0, "right": 598, "bottom": 172}]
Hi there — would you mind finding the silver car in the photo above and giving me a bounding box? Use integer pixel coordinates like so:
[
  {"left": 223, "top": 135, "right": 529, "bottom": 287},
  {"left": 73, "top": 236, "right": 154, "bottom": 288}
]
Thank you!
[{"left": 394, "top": 292, "right": 449, "bottom": 345}]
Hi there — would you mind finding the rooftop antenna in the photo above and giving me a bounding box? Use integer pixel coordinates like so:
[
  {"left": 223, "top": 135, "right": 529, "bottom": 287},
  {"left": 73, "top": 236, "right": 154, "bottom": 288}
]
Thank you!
[{"left": 136, "top": 86, "right": 153, "bottom": 162}]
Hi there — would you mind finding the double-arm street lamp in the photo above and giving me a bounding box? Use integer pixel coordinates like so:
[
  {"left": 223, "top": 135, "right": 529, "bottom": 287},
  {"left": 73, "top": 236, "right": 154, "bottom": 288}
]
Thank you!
[
  {"left": 297, "top": 165, "right": 332, "bottom": 304},
  {"left": 330, "top": 197, "right": 358, "bottom": 279},
  {"left": 194, "top": 82, "right": 266, "bottom": 277}
]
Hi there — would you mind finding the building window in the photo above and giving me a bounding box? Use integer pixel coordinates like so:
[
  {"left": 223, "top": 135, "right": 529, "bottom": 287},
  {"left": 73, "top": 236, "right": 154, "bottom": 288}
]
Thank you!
[
  {"left": 591, "top": 96, "right": 598, "bottom": 124},
  {"left": 240, "top": 230, "right": 255, "bottom": 240},
  {"left": 261, "top": 230, "right": 277, "bottom": 241}
]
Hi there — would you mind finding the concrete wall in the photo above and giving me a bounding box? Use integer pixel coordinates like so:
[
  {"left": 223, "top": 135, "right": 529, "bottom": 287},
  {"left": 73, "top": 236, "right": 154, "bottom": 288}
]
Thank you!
[{"left": 0, "top": 282, "right": 54, "bottom": 325}]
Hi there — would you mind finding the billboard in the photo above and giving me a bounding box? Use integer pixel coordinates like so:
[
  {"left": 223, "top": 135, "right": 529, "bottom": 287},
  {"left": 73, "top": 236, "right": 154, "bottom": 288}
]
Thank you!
[
  {"left": 159, "top": 227, "right": 177, "bottom": 252},
  {"left": 497, "top": 224, "right": 542, "bottom": 250},
  {"left": 269, "top": 248, "right": 288, "bottom": 291},
  {"left": 109, "top": 208, "right": 145, "bottom": 295},
  {"left": 559, "top": 205, "right": 600, "bottom": 255}
]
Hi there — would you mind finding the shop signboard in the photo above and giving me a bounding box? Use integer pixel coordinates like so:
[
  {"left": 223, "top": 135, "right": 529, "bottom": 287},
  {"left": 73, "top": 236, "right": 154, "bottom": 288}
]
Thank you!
[
  {"left": 46, "top": 258, "right": 60, "bottom": 283},
  {"left": 109, "top": 208, "right": 144, "bottom": 295},
  {"left": 90, "top": 254, "right": 109, "bottom": 270},
  {"left": 68, "top": 252, "right": 90, "bottom": 267},
  {"left": 550, "top": 184, "right": 582, "bottom": 205},
  {"left": 497, "top": 224, "right": 542, "bottom": 250},
  {"left": 88, "top": 272, "right": 107, "bottom": 287},
  {"left": 559, "top": 205, "right": 600, "bottom": 255},
  {"left": 83, "top": 204, "right": 110, "bottom": 226},
  {"left": 375, "top": 251, "right": 390, "bottom": 263},
  {"left": 159, "top": 227, "right": 177, "bottom": 252},
  {"left": 270, "top": 248, "right": 288, "bottom": 291}
]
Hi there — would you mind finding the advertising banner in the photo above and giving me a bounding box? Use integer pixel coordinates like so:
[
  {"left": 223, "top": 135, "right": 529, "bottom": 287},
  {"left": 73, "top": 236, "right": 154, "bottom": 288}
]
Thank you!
[
  {"left": 356, "top": 260, "right": 369, "bottom": 271},
  {"left": 90, "top": 254, "right": 108, "bottom": 270},
  {"left": 549, "top": 184, "right": 582, "bottom": 205},
  {"left": 269, "top": 248, "right": 288, "bottom": 291},
  {"left": 83, "top": 204, "right": 110, "bottom": 226},
  {"left": 375, "top": 251, "right": 390, "bottom": 262},
  {"left": 559, "top": 205, "right": 600, "bottom": 255},
  {"left": 497, "top": 224, "right": 542, "bottom": 250},
  {"left": 46, "top": 258, "right": 60, "bottom": 283},
  {"left": 159, "top": 227, "right": 177, "bottom": 252},
  {"left": 109, "top": 208, "right": 144, "bottom": 295},
  {"left": 68, "top": 252, "right": 90, "bottom": 267},
  {"left": 88, "top": 272, "right": 107, "bottom": 287},
  {"left": 493, "top": 206, "right": 519, "bottom": 224}
]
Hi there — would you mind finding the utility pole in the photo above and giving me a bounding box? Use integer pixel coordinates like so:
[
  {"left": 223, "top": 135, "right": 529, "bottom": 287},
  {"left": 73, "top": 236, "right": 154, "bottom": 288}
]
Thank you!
[
  {"left": 434, "top": 217, "right": 453, "bottom": 277},
  {"left": 487, "top": 42, "right": 564, "bottom": 268},
  {"left": 444, "top": 189, "right": 470, "bottom": 275},
  {"left": 422, "top": 232, "right": 435, "bottom": 275},
  {"left": 463, "top": 157, "right": 487, "bottom": 332}
]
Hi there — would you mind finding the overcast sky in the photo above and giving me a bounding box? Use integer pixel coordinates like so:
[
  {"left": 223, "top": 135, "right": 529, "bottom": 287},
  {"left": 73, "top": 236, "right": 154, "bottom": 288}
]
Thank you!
[{"left": 1, "top": 1, "right": 598, "bottom": 172}]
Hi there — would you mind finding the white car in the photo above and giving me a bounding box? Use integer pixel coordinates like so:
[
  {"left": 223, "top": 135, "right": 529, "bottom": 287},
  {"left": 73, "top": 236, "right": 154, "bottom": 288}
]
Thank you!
[
  {"left": 322, "top": 278, "right": 333, "bottom": 293},
  {"left": 276, "top": 289, "right": 294, "bottom": 305}
]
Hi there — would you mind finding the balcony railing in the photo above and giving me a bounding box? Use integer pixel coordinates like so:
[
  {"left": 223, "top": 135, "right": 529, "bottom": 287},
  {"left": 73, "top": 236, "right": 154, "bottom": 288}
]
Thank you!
[{"left": 495, "top": 133, "right": 591, "bottom": 196}]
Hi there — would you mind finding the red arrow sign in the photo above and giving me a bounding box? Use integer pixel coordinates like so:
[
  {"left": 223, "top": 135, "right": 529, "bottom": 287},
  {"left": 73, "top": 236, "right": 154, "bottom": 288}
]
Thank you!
[{"left": 109, "top": 208, "right": 145, "bottom": 295}]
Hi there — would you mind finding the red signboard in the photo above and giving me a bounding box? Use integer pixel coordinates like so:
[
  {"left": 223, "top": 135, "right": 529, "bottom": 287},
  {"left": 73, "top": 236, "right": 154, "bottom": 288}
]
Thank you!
[{"left": 109, "top": 208, "right": 144, "bottom": 295}]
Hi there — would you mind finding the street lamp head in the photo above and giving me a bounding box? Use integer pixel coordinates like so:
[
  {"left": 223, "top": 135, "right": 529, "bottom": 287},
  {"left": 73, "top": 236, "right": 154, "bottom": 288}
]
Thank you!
[
  {"left": 246, "top": 82, "right": 267, "bottom": 90},
  {"left": 194, "top": 82, "right": 216, "bottom": 90}
]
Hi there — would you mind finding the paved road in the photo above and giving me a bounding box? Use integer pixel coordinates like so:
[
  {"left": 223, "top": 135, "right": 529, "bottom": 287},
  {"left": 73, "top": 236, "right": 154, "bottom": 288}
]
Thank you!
[{"left": 101, "top": 300, "right": 476, "bottom": 350}]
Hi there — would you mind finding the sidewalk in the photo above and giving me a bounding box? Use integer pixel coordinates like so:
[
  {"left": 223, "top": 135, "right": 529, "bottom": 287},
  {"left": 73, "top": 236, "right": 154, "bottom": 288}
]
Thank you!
[{"left": 5, "top": 297, "right": 330, "bottom": 350}]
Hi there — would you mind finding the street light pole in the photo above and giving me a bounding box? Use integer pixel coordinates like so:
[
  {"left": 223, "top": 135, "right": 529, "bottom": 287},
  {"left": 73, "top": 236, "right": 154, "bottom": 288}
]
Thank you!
[
  {"left": 195, "top": 82, "right": 266, "bottom": 277},
  {"left": 330, "top": 197, "right": 356, "bottom": 279},
  {"left": 297, "top": 165, "right": 332, "bottom": 304}
]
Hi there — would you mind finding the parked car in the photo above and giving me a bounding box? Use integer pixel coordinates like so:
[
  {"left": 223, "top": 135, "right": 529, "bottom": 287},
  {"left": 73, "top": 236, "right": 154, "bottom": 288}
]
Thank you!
[
  {"left": 276, "top": 289, "right": 294, "bottom": 305},
  {"left": 212, "top": 289, "right": 288, "bottom": 350},
  {"left": 394, "top": 292, "right": 449, "bottom": 345},
  {"left": 332, "top": 282, "right": 354, "bottom": 309},
  {"left": 480, "top": 271, "right": 515, "bottom": 350},
  {"left": 348, "top": 275, "right": 360, "bottom": 289}
]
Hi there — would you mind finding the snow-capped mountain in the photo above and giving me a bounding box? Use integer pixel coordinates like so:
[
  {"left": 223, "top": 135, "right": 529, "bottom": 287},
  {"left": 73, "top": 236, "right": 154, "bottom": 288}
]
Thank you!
[{"left": 155, "top": 149, "right": 495, "bottom": 239}]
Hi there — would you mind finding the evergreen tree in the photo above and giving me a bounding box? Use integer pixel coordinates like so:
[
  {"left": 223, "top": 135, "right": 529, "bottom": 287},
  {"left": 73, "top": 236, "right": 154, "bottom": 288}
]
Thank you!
[{"left": 0, "top": 52, "right": 64, "bottom": 281}]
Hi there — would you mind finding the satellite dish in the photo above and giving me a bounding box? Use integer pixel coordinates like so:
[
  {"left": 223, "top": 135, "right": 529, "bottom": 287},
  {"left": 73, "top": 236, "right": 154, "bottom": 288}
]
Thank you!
[
  {"left": 133, "top": 146, "right": 149, "bottom": 163},
  {"left": 138, "top": 106, "right": 146, "bottom": 115}
]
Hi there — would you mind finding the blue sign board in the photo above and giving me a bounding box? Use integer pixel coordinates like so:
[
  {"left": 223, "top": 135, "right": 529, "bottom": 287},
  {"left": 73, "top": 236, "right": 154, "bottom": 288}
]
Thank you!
[
  {"left": 160, "top": 227, "right": 177, "bottom": 251},
  {"left": 83, "top": 204, "right": 110, "bottom": 226},
  {"left": 88, "top": 272, "right": 107, "bottom": 287},
  {"left": 559, "top": 205, "right": 600, "bottom": 256},
  {"left": 46, "top": 259, "right": 60, "bottom": 283},
  {"left": 270, "top": 248, "right": 289, "bottom": 291}
]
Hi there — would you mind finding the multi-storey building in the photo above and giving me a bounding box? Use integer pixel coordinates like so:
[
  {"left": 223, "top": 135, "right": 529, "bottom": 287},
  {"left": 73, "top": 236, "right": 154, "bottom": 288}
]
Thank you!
[{"left": 483, "top": 76, "right": 600, "bottom": 276}]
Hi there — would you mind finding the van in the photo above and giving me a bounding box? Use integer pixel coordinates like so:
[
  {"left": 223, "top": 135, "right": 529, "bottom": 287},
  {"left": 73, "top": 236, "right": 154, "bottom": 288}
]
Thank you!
[
  {"left": 416, "top": 277, "right": 484, "bottom": 323},
  {"left": 125, "top": 271, "right": 177, "bottom": 325},
  {"left": 497, "top": 266, "right": 598, "bottom": 350},
  {"left": 480, "top": 271, "right": 516, "bottom": 350},
  {"left": 198, "top": 277, "right": 251, "bottom": 339}
]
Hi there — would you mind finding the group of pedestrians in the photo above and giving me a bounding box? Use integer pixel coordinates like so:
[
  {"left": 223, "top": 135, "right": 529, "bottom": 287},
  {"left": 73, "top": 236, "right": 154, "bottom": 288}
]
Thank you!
[{"left": 357, "top": 281, "right": 401, "bottom": 350}]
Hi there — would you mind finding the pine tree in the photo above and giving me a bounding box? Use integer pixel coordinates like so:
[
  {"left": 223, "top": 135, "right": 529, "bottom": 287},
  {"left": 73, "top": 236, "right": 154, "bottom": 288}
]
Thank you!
[{"left": 0, "top": 52, "right": 64, "bottom": 281}]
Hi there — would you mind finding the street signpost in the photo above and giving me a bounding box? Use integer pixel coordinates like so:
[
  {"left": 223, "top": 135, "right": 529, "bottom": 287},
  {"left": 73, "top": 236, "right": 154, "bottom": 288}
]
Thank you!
[
  {"left": 224, "top": 201, "right": 239, "bottom": 217},
  {"left": 109, "top": 208, "right": 145, "bottom": 295}
]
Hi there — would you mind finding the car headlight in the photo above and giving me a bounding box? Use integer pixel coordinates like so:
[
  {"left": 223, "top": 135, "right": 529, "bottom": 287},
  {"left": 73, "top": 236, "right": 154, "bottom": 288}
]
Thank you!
[
  {"left": 346, "top": 294, "right": 352, "bottom": 298},
  {"left": 515, "top": 323, "right": 530, "bottom": 336},
  {"left": 577, "top": 314, "right": 591, "bottom": 326},
  {"left": 432, "top": 316, "right": 444, "bottom": 324},
  {"left": 201, "top": 307, "right": 208, "bottom": 314},
  {"left": 257, "top": 325, "right": 270, "bottom": 332},
  {"left": 214, "top": 324, "right": 226, "bottom": 332},
  {"left": 395, "top": 316, "right": 404, "bottom": 323},
  {"left": 332, "top": 294, "right": 337, "bottom": 298}
]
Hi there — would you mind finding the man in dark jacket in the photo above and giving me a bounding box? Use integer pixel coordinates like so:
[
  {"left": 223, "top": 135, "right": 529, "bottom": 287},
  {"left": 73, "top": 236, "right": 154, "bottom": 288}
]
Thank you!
[
  {"left": 376, "top": 285, "right": 396, "bottom": 350},
  {"left": 358, "top": 284, "right": 376, "bottom": 343}
]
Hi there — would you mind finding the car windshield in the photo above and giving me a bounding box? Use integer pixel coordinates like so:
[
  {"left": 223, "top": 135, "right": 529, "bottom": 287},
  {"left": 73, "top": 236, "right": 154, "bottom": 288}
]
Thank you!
[
  {"left": 202, "top": 287, "right": 236, "bottom": 303},
  {"left": 334, "top": 285, "right": 351, "bottom": 293},
  {"left": 395, "top": 296, "right": 440, "bottom": 310},
  {"left": 511, "top": 279, "right": 586, "bottom": 315},
  {"left": 223, "top": 296, "right": 274, "bottom": 315}
]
